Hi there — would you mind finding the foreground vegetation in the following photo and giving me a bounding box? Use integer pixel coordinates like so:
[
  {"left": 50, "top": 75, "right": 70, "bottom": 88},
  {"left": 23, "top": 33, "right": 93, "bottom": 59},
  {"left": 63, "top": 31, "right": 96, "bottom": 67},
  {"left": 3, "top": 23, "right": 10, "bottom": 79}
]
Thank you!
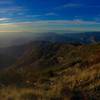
[{"left": 0, "top": 43, "right": 100, "bottom": 100}]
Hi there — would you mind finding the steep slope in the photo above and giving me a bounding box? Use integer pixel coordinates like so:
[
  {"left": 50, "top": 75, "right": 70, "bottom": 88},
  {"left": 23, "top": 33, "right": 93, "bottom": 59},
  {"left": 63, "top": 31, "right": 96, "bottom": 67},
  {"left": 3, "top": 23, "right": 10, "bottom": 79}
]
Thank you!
[
  {"left": 0, "top": 43, "right": 35, "bottom": 68},
  {"left": 0, "top": 42, "right": 100, "bottom": 100},
  {"left": 9, "top": 42, "right": 100, "bottom": 71},
  {"left": 0, "top": 54, "right": 16, "bottom": 68}
]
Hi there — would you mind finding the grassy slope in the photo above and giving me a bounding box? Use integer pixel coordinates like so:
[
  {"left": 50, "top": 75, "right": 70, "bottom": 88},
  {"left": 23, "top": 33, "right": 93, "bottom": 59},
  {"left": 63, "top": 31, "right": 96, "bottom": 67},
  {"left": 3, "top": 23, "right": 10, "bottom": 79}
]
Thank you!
[{"left": 0, "top": 43, "right": 100, "bottom": 100}]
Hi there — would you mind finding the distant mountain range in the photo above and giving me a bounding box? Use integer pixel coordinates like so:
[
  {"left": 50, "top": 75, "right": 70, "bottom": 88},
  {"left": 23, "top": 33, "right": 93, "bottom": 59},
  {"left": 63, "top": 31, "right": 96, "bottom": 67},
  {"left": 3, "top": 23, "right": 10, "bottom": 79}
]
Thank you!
[
  {"left": 0, "top": 32, "right": 100, "bottom": 47},
  {"left": 0, "top": 31, "right": 100, "bottom": 68},
  {"left": 34, "top": 32, "right": 100, "bottom": 44}
]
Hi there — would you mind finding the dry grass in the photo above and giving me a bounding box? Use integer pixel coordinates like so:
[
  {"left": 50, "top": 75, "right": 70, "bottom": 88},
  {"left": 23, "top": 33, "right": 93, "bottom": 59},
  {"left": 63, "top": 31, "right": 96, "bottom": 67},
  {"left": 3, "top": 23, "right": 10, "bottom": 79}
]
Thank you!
[
  {"left": 0, "top": 43, "right": 100, "bottom": 100},
  {"left": 0, "top": 63, "right": 99, "bottom": 100}
]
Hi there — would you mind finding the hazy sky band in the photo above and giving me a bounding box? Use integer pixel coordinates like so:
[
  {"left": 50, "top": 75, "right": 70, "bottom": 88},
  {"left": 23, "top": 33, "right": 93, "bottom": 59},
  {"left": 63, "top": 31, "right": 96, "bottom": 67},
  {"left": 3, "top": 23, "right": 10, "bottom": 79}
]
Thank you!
[{"left": 0, "top": 20, "right": 100, "bottom": 33}]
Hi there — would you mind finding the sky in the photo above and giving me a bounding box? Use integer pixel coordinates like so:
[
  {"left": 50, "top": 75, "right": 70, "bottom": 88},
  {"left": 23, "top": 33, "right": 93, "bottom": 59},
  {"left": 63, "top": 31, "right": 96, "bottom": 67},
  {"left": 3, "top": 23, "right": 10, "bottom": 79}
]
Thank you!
[{"left": 0, "top": 0, "right": 100, "bottom": 36}]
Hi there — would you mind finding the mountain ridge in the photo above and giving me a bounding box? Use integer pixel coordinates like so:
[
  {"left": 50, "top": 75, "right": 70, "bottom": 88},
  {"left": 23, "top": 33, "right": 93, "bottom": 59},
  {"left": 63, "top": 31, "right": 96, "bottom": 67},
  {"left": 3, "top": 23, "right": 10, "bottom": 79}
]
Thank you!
[{"left": 0, "top": 31, "right": 100, "bottom": 48}]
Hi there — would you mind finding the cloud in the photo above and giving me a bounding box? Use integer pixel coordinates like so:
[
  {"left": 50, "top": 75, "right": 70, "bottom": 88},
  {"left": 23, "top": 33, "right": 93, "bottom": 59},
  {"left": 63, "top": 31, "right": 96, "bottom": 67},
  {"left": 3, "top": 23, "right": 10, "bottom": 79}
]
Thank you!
[
  {"left": 26, "top": 15, "right": 42, "bottom": 18},
  {"left": 15, "top": 12, "right": 57, "bottom": 21},
  {"left": 55, "top": 3, "right": 100, "bottom": 10},
  {"left": 55, "top": 3, "right": 82, "bottom": 10},
  {"left": 62, "top": 3, "right": 81, "bottom": 8},
  {"left": 0, "top": 18, "right": 11, "bottom": 22},
  {"left": 0, "top": 6, "right": 23, "bottom": 13},
  {"left": 45, "top": 12, "right": 57, "bottom": 16},
  {"left": 30, "top": 19, "right": 99, "bottom": 25},
  {"left": 0, "top": 0, "right": 13, "bottom": 5},
  {"left": 0, "top": 18, "right": 9, "bottom": 21},
  {"left": 0, "top": 19, "right": 100, "bottom": 33},
  {"left": 1, "top": 19, "right": 100, "bottom": 26},
  {"left": 0, "top": 6, "right": 28, "bottom": 21},
  {"left": 25, "top": 12, "right": 57, "bottom": 18}
]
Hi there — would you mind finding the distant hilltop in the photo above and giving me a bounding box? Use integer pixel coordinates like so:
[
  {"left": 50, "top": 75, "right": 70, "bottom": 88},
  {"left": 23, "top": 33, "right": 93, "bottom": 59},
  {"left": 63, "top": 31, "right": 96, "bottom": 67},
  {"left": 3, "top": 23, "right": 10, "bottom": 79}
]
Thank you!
[{"left": 0, "top": 31, "right": 100, "bottom": 47}]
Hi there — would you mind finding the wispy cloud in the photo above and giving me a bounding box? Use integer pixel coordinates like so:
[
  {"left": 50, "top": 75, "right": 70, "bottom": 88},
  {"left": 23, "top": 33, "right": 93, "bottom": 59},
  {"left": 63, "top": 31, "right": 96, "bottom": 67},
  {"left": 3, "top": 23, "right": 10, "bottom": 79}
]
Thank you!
[
  {"left": 62, "top": 3, "right": 81, "bottom": 8},
  {"left": 0, "top": 18, "right": 11, "bottom": 21},
  {"left": 0, "top": 0, "right": 13, "bottom": 5},
  {"left": 0, "top": 6, "right": 24, "bottom": 13},
  {"left": 45, "top": 12, "right": 57, "bottom": 16},
  {"left": 29, "top": 19, "right": 99, "bottom": 25},
  {"left": 55, "top": 3, "right": 82, "bottom": 10},
  {"left": 1, "top": 19, "right": 100, "bottom": 26},
  {"left": 17, "top": 12, "right": 57, "bottom": 20},
  {"left": 0, "top": 19, "right": 100, "bottom": 33},
  {"left": 55, "top": 3, "right": 100, "bottom": 10},
  {"left": 26, "top": 15, "right": 42, "bottom": 18}
]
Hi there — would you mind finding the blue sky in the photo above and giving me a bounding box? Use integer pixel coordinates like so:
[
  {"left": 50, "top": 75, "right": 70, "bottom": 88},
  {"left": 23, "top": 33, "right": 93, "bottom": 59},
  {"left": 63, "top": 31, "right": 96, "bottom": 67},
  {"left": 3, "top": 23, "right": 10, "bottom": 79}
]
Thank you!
[{"left": 0, "top": 0, "right": 100, "bottom": 34}]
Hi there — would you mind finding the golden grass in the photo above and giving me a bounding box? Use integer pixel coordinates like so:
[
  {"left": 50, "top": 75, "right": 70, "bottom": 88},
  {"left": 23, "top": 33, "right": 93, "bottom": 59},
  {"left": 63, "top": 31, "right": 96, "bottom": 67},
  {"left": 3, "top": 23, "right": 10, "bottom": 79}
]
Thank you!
[{"left": 0, "top": 63, "right": 99, "bottom": 100}]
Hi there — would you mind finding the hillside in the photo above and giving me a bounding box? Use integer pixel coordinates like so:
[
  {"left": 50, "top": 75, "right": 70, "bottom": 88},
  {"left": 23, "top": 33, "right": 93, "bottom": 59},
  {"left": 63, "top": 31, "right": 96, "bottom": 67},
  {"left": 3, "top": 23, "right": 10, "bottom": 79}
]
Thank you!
[
  {"left": 7, "top": 42, "right": 100, "bottom": 71},
  {"left": 0, "top": 43, "right": 34, "bottom": 68},
  {"left": 0, "top": 31, "right": 100, "bottom": 68},
  {"left": 0, "top": 42, "right": 100, "bottom": 100}
]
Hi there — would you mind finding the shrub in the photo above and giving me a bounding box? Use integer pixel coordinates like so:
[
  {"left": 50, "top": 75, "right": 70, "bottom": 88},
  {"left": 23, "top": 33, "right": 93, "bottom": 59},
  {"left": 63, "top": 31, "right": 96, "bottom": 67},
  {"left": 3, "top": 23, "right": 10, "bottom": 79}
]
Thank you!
[{"left": 20, "top": 92, "right": 38, "bottom": 100}]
